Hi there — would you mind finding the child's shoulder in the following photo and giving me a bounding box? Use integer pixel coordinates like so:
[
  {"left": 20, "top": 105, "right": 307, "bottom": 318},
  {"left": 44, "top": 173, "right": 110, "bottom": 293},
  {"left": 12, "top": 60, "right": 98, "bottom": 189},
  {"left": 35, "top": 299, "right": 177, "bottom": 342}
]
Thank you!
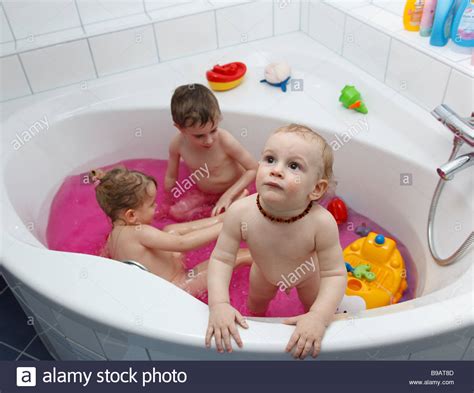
[
  {"left": 108, "top": 224, "right": 153, "bottom": 250},
  {"left": 218, "top": 128, "right": 251, "bottom": 156},
  {"left": 310, "top": 204, "right": 337, "bottom": 228},
  {"left": 133, "top": 223, "right": 161, "bottom": 238},
  {"left": 225, "top": 193, "right": 256, "bottom": 216},
  {"left": 218, "top": 128, "right": 238, "bottom": 145},
  {"left": 218, "top": 127, "right": 231, "bottom": 136},
  {"left": 133, "top": 223, "right": 164, "bottom": 245},
  {"left": 309, "top": 204, "right": 339, "bottom": 242},
  {"left": 169, "top": 133, "right": 184, "bottom": 153}
]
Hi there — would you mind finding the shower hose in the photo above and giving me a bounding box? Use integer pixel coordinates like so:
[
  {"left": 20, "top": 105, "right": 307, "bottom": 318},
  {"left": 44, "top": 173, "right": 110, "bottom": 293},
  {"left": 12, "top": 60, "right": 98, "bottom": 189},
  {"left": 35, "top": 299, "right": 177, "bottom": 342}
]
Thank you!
[{"left": 427, "top": 137, "right": 474, "bottom": 266}]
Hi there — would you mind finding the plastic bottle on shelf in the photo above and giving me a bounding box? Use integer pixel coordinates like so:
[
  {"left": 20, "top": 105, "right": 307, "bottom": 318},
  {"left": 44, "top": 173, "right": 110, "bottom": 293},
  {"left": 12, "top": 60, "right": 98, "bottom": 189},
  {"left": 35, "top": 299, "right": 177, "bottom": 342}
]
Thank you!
[
  {"left": 404, "top": 0, "right": 425, "bottom": 31},
  {"left": 420, "top": 0, "right": 438, "bottom": 36},
  {"left": 430, "top": 0, "right": 456, "bottom": 46},
  {"left": 451, "top": 0, "right": 474, "bottom": 46}
]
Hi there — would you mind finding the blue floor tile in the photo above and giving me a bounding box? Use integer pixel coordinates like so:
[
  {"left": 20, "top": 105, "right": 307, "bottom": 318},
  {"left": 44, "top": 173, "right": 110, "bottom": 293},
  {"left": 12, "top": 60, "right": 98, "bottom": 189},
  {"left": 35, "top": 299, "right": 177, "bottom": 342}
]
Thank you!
[
  {"left": 0, "top": 342, "right": 22, "bottom": 360},
  {"left": 0, "top": 274, "right": 52, "bottom": 360},
  {"left": 23, "top": 335, "right": 53, "bottom": 360}
]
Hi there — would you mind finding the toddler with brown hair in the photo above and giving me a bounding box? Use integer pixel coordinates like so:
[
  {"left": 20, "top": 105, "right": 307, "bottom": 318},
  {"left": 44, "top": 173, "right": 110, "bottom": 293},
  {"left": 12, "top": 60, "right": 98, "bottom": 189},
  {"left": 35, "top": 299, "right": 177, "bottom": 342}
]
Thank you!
[
  {"left": 165, "top": 83, "right": 258, "bottom": 217},
  {"left": 91, "top": 167, "right": 251, "bottom": 296}
]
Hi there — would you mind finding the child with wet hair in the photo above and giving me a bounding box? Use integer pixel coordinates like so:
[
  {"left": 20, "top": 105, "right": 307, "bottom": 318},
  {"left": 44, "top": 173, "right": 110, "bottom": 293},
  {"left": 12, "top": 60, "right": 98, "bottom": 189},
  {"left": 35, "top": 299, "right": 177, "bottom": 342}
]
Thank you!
[
  {"left": 91, "top": 167, "right": 252, "bottom": 296},
  {"left": 205, "top": 124, "right": 347, "bottom": 359},
  {"left": 165, "top": 83, "right": 258, "bottom": 217}
]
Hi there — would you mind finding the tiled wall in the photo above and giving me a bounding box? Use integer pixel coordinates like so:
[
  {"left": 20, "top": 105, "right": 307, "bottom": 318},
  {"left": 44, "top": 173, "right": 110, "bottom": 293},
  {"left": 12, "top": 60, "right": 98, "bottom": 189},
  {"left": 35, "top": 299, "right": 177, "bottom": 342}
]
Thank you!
[
  {"left": 1, "top": 0, "right": 473, "bottom": 117},
  {"left": 302, "top": 0, "right": 473, "bottom": 117},
  {"left": 0, "top": 0, "right": 301, "bottom": 102}
]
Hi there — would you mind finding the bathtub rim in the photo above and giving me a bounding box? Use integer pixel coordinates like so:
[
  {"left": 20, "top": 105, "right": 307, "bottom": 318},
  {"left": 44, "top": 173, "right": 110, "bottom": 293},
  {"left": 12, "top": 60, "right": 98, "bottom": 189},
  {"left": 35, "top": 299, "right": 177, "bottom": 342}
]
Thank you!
[{"left": 2, "top": 233, "right": 473, "bottom": 356}]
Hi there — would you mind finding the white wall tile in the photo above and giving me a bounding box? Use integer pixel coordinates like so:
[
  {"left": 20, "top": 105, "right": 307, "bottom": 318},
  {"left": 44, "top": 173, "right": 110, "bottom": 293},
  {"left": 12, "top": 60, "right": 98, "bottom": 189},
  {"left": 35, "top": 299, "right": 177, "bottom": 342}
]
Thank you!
[
  {"left": 350, "top": 4, "right": 402, "bottom": 32},
  {"left": 324, "top": 0, "right": 372, "bottom": 10},
  {"left": 216, "top": 1, "right": 273, "bottom": 47},
  {"left": 20, "top": 39, "right": 96, "bottom": 92},
  {"left": 76, "top": 0, "right": 145, "bottom": 25},
  {"left": 0, "top": 41, "right": 16, "bottom": 57},
  {"left": 84, "top": 13, "right": 151, "bottom": 36},
  {"left": 372, "top": 0, "right": 405, "bottom": 16},
  {"left": 15, "top": 27, "right": 85, "bottom": 53},
  {"left": 274, "top": 0, "right": 300, "bottom": 35},
  {"left": 3, "top": 1, "right": 81, "bottom": 40},
  {"left": 0, "top": 55, "right": 31, "bottom": 101},
  {"left": 89, "top": 25, "right": 158, "bottom": 76},
  {"left": 300, "top": 0, "right": 310, "bottom": 33},
  {"left": 394, "top": 30, "right": 472, "bottom": 65},
  {"left": 154, "top": 11, "right": 217, "bottom": 61},
  {"left": 455, "top": 53, "right": 473, "bottom": 76},
  {"left": 145, "top": 0, "right": 192, "bottom": 12},
  {"left": 1, "top": 5, "right": 14, "bottom": 43},
  {"left": 342, "top": 16, "right": 390, "bottom": 81},
  {"left": 308, "top": 1, "right": 345, "bottom": 54},
  {"left": 444, "top": 69, "right": 474, "bottom": 118},
  {"left": 386, "top": 39, "right": 451, "bottom": 110},
  {"left": 146, "top": 1, "right": 212, "bottom": 23}
]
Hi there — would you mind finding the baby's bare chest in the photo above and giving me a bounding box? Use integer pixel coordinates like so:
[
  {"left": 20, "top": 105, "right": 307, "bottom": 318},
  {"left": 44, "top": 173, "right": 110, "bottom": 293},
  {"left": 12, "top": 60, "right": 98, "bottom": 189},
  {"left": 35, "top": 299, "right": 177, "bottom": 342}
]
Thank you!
[{"left": 244, "top": 217, "right": 317, "bottom": 262}]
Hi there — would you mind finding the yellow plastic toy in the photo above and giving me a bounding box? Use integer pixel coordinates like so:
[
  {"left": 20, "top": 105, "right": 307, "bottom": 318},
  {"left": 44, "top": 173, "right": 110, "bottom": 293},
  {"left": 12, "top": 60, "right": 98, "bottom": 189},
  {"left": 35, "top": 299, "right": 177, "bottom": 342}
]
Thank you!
[
  {"left": 343, "top": 232, "right": 408, "bottom": 309},
  {"left": 206, "top": 62, "right": 247, "bottom": 91}
]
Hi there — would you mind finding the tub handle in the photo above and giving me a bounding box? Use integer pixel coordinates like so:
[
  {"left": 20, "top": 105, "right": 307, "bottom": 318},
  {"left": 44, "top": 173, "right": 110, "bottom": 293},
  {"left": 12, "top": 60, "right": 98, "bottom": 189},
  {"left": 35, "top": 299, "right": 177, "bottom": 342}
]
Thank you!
[{"left": 122, "top": 260, "right": 150, "bottom": 272}]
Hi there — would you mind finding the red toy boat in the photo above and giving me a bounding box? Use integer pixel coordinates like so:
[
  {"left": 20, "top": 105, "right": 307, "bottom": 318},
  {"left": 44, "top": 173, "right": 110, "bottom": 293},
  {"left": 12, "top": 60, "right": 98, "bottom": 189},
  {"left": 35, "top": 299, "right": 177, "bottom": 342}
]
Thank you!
[{"left": 206, "top": 62, "right": 247, "bottom": 91}]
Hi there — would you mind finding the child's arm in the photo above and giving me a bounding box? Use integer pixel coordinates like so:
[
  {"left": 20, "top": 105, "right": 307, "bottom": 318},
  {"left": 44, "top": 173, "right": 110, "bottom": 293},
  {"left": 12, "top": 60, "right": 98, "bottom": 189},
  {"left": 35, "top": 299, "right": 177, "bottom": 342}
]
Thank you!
[
  {"left": 164, "top": 135, "right": 181, "bottom": 192},
  {"left": 284, "top": 212, "right": 347, "bottom": 359},
  {"left": 211, "top": 130, "right": 258, "bottom": 216},
  {"left": 163, "top": 214, "right": 224, "bottom": 235},
  {"left": 205, "top": 203, "right": 248, "bottom": 352},
  {"left": 139, "top": 223, "right": 222, "bottom": 252}
]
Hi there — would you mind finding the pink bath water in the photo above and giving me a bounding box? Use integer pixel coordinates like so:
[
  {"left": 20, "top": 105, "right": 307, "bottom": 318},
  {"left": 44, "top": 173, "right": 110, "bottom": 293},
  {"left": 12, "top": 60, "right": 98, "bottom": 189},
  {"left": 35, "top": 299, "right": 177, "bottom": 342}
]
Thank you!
[{"left": 47, "top": 159, "right": 417, "bottom": 317}]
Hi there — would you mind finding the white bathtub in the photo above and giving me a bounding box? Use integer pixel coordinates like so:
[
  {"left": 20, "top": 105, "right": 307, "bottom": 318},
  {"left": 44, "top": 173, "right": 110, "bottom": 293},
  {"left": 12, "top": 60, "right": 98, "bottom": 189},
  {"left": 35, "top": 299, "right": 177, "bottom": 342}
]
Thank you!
[{"left": 1, "top": 34, "right": 472, "bottom": 360}]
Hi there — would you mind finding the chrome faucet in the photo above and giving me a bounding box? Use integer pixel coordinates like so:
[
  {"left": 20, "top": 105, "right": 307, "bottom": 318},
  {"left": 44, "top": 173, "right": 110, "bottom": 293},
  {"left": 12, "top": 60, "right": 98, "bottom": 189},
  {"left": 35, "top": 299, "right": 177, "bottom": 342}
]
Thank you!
[
  {"left": 433, "top": 105, "right": 474, "bottom": 181},
  {"left": 431, "top": 104, "right": 474, "bottom": 147},
  {"left": 437, "top": 152, "right": 474, "bottom": 180},
  {"left": 427, "top": 104, "right": 473, "bottom": 266}
]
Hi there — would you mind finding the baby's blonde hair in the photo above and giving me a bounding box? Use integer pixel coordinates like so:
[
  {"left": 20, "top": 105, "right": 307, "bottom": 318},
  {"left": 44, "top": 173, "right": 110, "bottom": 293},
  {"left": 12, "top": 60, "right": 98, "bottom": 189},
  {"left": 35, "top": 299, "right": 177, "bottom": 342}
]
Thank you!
[
  {"left": 274, "top": 123, "right": 336, "bottom": 198},
  {"left": 90, "top": 167, "right": 157, "bottom": 222}
]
